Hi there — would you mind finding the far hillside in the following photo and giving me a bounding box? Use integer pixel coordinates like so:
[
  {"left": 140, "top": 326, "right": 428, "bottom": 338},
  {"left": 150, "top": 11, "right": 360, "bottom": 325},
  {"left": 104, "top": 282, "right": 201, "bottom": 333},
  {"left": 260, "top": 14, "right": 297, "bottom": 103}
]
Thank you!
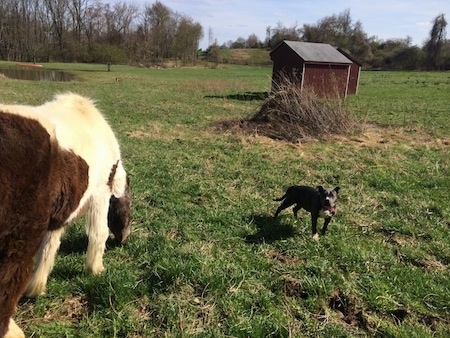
[{"left": 217, "top": 48, "right": 272, "bottom": 66}]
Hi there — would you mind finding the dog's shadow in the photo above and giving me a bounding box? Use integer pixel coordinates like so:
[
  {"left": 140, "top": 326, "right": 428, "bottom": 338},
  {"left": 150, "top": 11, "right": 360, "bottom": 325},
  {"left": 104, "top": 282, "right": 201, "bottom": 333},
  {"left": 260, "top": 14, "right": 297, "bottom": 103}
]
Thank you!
[{"left": 244, "top": 214, "right": 297, "bottom": 244}]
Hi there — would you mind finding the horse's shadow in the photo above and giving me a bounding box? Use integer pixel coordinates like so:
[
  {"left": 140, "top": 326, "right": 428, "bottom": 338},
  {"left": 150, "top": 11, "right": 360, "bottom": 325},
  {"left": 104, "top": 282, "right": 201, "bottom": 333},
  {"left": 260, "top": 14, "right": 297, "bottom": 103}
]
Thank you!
[
  {"left": 57, "top": 233, "right": 120, "bottom": 256},
  {"left": 244, "top": 214, "right": 297, "bottom": 244}
]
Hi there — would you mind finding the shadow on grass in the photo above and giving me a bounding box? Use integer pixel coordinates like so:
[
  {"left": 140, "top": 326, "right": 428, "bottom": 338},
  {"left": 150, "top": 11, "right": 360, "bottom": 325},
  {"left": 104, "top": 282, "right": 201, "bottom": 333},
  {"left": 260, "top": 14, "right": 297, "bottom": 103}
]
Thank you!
[
  {"left": 58, "top": 233, "right": 121, "bottom": 256},
  {"left": 205, "top": 91, "right": 268, "bottom": 101},
  {"left": 51, "top": 263, "right": 83, "bottom": 281},
  {"left": 244, "top": 214, "right": 296, "bottom": 244},
  {"left": 57, "top": 233, "right": 88, "bottom": 255}
]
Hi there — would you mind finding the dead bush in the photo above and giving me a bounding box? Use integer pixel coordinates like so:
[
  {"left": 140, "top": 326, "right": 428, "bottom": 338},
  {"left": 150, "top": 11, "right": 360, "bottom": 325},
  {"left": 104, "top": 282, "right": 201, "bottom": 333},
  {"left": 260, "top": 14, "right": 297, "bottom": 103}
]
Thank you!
[
  {"left": 248, "top": 73, "right": 358, "bottom": 142},
  {"left": 213, "top": 73, "right": 360, "bottom": 142}
]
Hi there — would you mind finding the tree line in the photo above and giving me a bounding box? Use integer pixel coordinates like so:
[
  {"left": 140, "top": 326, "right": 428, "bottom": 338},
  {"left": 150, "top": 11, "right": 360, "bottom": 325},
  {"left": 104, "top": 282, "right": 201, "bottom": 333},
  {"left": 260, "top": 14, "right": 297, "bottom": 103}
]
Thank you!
[
  {"left": 0, "top": 0, "right": 202, "bottom": 65},
  {"left": 215, "top": 10, "right": 449, "bottom": 70},
  {"left": 0, "top": 0, "right": 448, "bottom": 70}
]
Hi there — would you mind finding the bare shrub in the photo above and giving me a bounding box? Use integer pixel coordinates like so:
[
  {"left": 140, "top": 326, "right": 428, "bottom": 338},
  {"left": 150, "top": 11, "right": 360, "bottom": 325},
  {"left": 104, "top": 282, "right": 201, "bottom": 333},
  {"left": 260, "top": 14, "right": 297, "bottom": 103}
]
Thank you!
[{"left": 248, "top": 73, "right": 358, "bottom": 142}]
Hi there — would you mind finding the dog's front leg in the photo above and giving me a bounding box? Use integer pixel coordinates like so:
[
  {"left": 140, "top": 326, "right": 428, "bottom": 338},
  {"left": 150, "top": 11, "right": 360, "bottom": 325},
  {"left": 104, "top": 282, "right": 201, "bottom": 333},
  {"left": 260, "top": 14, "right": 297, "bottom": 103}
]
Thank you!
[
  {"left": 311, "top": 213, "right": 319, "bottom": 240},
  {"left": 321, "top": 218, "right": 331, "bottom": 236},
  {"left": 320, "top": 217, "right": 331, "bottom": 236}
]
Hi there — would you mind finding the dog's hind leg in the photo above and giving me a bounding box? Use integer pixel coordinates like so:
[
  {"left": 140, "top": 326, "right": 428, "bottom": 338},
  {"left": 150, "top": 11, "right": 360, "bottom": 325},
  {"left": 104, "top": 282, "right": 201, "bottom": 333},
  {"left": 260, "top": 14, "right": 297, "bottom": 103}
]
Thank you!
[
  {"left": 25, "top": 227, "right": 65, "bottom": 297},
  {"left": 293, "top": 205, "right": 302, "bottom": 218},
  {"left": 274, "top": 198, "right": 295, "bottom": 217},
  {"left": 85, "top": 193, "right": 110, "bottom": 275}
]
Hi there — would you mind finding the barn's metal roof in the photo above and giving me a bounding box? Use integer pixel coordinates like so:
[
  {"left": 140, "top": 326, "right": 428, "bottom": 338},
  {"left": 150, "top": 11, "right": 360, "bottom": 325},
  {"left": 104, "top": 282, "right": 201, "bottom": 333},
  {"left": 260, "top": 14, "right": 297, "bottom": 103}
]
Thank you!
[{"left": 273, "top": 41, "right": 352, "bottom": 64}]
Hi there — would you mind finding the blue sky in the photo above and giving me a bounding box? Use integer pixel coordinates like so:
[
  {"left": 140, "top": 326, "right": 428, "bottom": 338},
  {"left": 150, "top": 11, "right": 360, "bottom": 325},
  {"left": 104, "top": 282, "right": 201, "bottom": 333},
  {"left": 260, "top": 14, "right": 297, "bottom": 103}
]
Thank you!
[{"left": 122, "top": 0, "right": 449, "bottom": 49}]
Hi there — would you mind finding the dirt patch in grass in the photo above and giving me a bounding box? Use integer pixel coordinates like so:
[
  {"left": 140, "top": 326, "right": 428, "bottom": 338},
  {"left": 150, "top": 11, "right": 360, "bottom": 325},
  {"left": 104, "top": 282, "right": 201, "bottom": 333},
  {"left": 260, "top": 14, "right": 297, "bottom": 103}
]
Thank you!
[
  {"left": 43, "top": 295, "right": 88, "bottom": 323},
  {"left": 283, "top": 277, "right": 309, "bottom": 300},
  {"left": 389, "top": 308, "right": 409, "bottom": 325},
  {"left": 265, "top": 249, "right": 300, "bottom": 265},
  {"left": 328, "top": 288, "right": 371, "bottom": 332}
]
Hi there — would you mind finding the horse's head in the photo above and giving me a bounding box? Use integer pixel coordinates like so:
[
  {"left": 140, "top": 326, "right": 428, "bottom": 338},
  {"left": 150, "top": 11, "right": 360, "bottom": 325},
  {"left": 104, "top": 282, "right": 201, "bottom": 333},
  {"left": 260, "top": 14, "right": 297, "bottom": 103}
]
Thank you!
[{"left": 107, "top": 176, "right": 131, "bottom": 245}]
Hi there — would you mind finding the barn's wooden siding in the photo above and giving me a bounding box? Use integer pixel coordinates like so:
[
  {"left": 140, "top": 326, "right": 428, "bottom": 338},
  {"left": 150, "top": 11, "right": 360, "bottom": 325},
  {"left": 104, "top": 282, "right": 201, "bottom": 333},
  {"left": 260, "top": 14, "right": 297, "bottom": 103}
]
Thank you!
[
  {"left": 270, "top": 41, "right": 360, "bottom": 98},
  {"left": 303, "top": 63, "right": 350, "bottom": 98}
]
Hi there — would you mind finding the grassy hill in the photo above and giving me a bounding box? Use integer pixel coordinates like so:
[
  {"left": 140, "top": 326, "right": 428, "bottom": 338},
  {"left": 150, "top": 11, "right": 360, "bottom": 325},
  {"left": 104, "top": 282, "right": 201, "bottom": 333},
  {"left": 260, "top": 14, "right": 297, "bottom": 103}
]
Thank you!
[{"left": 217, "top": 48, "right": 272, "bottom": 66}]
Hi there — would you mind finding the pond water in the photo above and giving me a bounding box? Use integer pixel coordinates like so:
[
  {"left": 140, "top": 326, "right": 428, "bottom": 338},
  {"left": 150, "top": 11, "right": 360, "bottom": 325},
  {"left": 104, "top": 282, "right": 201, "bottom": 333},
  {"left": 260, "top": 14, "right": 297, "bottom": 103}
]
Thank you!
[{"left": 0, "top": 67, "right": 74, "bottom": 82}]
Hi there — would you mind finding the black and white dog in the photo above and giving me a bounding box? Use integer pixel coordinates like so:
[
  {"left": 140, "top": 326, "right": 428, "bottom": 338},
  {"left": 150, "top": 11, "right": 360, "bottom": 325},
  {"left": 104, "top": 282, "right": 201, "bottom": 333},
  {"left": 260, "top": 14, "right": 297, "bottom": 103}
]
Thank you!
[{"left": 274, "top": 185, "right": 340, "bottom": 239}]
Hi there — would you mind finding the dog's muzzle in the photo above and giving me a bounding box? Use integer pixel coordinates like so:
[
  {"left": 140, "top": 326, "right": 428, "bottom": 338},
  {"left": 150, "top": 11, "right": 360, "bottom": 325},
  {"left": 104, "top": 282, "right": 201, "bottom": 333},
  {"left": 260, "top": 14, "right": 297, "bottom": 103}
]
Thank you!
[{"left": 319, "top": 206, "right": 336, "bottom": 218}]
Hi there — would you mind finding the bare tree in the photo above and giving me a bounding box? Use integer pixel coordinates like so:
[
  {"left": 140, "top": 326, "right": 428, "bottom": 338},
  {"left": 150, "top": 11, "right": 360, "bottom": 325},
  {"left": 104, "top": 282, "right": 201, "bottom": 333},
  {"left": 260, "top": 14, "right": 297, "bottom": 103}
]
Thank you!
[
  {"left": 231, "top": 37, "right": 246, "bottom": 48},
  {"left": 267, "top": 22, "right": 301, "bottom": 48},
  {"left": 349, "top": 20, "right": 372, "bottom": 61},
  {"left": 301, "top": 9, "right": 372, "bottom": 62},
  {"left": 132, "top": 7, "right": 152, "bottom": 62},
  {"left": 68, "top": 0, "right": 86, "bottom": 44},
  {"left": 83, "top": 0, "right": 104, "bottom": 52},
  {"left": 302, "top": 9, "right": 353, "bottom": 45},
  {"left": 265, "top": 26, "right": 271, "bottom": 47},
  {"left": 207, "top": 44, "right": 220, "bottom": 66},
  {"left": 0, "top": 0, "right": 206, "bottom": 64},
  {"left": 208, "top": 27, "right": 214, "bottom": 48},
  {"left": 173, "top": 16, "right": 202, "bottom": 64},
  {"left": 0, "top": 0, "right": 45, "bottom": 61},
  {"left": 44, "top": 0, "right": 69, "bottom": 54},
  {"left": 246, "top": 33, "right": 260, "bottom": 48},
  {"left": 424, "top": 13, "right": 447, "bottom": 69},
  {"left": 145, "top": 1, "right": 176, "bottom": 60}
]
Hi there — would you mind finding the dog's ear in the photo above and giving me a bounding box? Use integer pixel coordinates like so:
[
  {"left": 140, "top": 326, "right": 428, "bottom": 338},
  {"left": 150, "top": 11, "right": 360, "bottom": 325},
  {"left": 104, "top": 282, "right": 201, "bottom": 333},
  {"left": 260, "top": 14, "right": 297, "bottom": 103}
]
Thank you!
[
  {"left": 334, "top": 186, "right": 340, "bottom": 194},
  {"left": 317, "top": 186, "right": 324, "bottom": 193}
]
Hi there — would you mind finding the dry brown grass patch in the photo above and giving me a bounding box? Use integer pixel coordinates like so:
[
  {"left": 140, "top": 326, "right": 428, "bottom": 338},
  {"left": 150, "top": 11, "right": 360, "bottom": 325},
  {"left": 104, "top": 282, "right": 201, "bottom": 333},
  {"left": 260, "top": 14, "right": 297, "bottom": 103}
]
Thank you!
[
  {"left": 335, "top": 125, "right": 450, "bottom": 150},
  {"left": 265, "top": 248, "right": 300, "bottom": 265},
  {"left": 127, "top": 122, "right": 189, "bottom": 141},
  {"left": 43, "top": 295, "right": 88, "bottom": 323},
  {"left": 227, "top": 123, "right": 449, "bottom": 156}
]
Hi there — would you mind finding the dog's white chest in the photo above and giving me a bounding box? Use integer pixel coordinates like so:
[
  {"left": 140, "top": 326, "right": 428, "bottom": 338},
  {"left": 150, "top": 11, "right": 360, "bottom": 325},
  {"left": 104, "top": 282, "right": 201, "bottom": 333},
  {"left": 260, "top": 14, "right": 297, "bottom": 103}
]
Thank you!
[{"left": 319, "top": 209, "right": 334, "bottom": 218}]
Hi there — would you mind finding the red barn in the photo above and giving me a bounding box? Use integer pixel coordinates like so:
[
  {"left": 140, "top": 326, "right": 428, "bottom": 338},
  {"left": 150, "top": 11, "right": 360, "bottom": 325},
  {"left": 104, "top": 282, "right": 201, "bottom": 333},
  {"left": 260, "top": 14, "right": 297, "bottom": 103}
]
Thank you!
[{"left": 270, "top": 41, "right": 359, "bottom": 98}]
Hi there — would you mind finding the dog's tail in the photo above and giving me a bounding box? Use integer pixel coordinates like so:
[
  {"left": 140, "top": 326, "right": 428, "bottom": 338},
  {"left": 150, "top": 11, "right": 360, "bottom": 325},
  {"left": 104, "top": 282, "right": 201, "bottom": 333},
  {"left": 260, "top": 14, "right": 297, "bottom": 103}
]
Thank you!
[{"left": 273, "top": 193, "right": 287, "bottom": 202}]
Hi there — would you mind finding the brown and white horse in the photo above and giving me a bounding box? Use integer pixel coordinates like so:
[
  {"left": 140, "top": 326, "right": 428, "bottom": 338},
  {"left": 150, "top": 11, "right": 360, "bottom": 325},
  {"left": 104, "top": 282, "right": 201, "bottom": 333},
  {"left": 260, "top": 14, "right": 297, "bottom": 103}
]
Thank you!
[{"left": 0, "top": 93, "right": 131, "bottom": 338}]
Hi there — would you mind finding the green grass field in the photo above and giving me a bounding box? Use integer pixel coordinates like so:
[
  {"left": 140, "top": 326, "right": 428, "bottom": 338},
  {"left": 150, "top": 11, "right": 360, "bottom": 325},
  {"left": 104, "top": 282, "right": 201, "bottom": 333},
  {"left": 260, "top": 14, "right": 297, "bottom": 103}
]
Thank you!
[{"left": 0, "top": 62, "right": 449, "bottom": 337}]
